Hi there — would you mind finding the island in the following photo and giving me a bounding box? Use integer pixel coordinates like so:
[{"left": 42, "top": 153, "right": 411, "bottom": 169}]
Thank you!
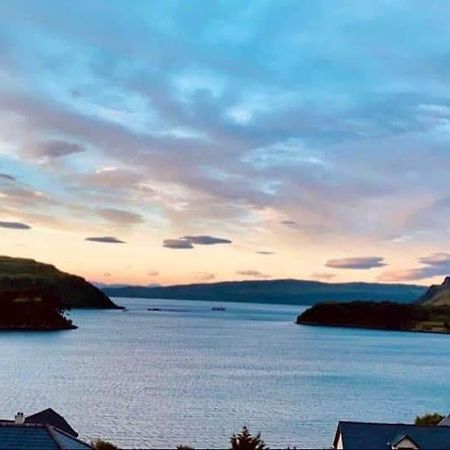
[
  {"left": 0, "top": 256, "right": 120, "bottom": 309},
  {"left": 0, "top": 288, "right": 76, "bottom": 330}
]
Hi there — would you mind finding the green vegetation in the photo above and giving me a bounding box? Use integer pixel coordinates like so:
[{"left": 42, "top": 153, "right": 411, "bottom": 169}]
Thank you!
[
  {"left": 0, "top": 289, "right": 75, "bottom": 330},
  {"left": 230, "top": 426, "right": 268, "bottom": 450},
  {"left": 297, "top": 301, "right": 450, "bottom": 334},
  {"left": 91, "top": 439, "right": 119, "bottom": 450},
  {"left": 0, "top": 256, "right": 119, "bottom": 309},
  {"left": 418, "top": 277, "right": 450, "bottom": 306},
  {"left": 415, "top": 413, "right": 445, "bottom": 425}
]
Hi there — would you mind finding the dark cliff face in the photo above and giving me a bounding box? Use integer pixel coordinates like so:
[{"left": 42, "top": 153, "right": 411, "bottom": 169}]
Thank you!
[{"left": 0, "top": 256, "right": 119, "bottom": 309}]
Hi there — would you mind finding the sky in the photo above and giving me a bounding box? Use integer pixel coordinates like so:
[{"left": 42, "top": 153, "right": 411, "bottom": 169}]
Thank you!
[{"left": 1, "top": 1, "right": 450, "bottom": 286}]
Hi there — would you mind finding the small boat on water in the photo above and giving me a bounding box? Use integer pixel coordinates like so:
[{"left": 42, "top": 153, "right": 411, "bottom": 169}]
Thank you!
[{"left": 211, "top": 306, "right": 226, "bottom": 311}]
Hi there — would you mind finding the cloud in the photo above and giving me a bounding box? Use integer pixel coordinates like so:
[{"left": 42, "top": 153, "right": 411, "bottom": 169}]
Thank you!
[
  {"left": 148, "top": 270, "right": 160, "bottom": 276},
  {"left": 0, "top": 174, "right": 16, "bottom": 181},
  {"left": 312, "top": 272, "right": 337, "bottom": 281},
  {"left": 163, "top": 235, "right": 231, "bottom": 249},
  {"left": 379, "top": 252, "right": 450, "bottom": 282},
  {"left": 26, "top": 140, "right": 85, "bottom": 159},
  {"left": 182, "top": 235, "right": 232, "bottom": 245},
  {"left": 236, "top": 270, "right": 271, "bottom": 279},
  {"left": 85, "top": 236, "right": 126, "bottom": 244},
  {"left": 163, "top": 239, "right": 194, "bottom": 249},
  {"left": 325, "top": 256, "right": 386, "bottom": 270},
  {"left": 97, "top": 208, "right": 144, "bottom": 225},
  {"left": 0, "top": 221, "right": 31, "bottom": 230},
  {"left": 4, "top": 0, "right": 450, "bottom": 274},
  {"left": 256, "top": 251, "right": 275, "bottom": 255},
  {"left": 193, "top": 271, "right": 216, "bottom": 281}
]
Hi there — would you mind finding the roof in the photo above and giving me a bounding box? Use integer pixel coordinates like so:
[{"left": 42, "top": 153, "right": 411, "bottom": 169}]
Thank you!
[
  {"left": 334, "top": 421, "right": 450, "bottom": 450},
  {"left": 391, "top": 434, "right": 419, "bottom": 449},
  {"left": 25, "top": 408, "right": 78, "bottom": 437},
  {"left": 440, "top": 415, "right": 450, "bottom": 427},
  {"left": 0, "top": 422, "right": 92, "bottom": 450}
]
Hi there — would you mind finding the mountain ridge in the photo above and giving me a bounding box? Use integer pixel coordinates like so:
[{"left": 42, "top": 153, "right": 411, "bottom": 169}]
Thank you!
[{"left": 103, "top": 278, "right": 426, "bottom": 305}]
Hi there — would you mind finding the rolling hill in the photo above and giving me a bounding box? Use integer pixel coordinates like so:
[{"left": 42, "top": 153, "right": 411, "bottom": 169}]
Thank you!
[
  {"left": 103, "top": 279, "right": 426, "bottom": 306},
  {"left": 417, "top": 276, "right": 450, "bottom": 306},
  {"left": 0, "top": 256, "right": 119, "bottom": 309}
]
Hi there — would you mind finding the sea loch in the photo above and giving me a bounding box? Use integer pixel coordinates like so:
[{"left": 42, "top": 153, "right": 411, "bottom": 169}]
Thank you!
[{"left": 1, "top": 297, "right": 450, "bottom": 448}]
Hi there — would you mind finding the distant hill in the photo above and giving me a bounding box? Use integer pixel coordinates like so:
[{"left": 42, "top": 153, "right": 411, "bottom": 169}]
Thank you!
[
  {"left": 103, "top": 279, "right": 426, "bottom": 305},
  {"left": 417, "top": 277, "right": 450, "bottom": 306},
  {"left": 0, "top": 256, "right": 119, "bottom": 309}
]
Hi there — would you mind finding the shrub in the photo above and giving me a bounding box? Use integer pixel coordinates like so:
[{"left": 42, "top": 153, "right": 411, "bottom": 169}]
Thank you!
[
  {"left": 230, "top": 426, "right": 268, "bottom": 450},
  {"left": 415, "top": 413, "right": 445, "bottom": 425},
  {"left": 91, "top": 439, "right": 119, "bottom": 450}
]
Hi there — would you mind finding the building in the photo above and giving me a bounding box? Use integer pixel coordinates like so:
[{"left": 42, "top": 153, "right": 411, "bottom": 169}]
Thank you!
[
  {"left": 333, "top": 419, "right": 450, "bottom": 450},
  {"left": 0, "top": 411, "right": 92, "bottom": 450},
  {"left": 25, "top": 408, "right": 79, "bottom": 437}
]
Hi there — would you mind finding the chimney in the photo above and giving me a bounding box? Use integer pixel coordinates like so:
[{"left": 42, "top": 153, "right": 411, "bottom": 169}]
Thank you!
[{"left": 14, "top": 412, "right": 24, "bottom": 424}]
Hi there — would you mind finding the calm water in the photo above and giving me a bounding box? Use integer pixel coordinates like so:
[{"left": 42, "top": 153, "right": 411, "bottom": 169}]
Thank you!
[{"left": 1, "top": 298, "right": 450, "bottom": 448}]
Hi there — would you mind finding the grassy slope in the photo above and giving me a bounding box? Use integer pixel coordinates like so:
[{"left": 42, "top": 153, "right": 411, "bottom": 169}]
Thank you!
[{"left": 0, "top": 256, "right": 119, "bottom": 309}]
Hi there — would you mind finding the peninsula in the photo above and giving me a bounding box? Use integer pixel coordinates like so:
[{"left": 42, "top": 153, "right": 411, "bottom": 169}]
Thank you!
[
  {"left": 0, "top": 256, "right": 120, "bottom": 309},
  {"left": 297, "top": 277, "right": 450, "bottom": 334}
]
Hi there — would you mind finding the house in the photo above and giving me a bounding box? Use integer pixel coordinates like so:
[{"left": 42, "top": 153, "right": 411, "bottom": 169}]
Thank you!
[
  {"left": 0, "top": 411, "right": 92, "bottom": 450},
  {"left": 333, "top": 420, "right": 450, "bottom": 450},
  {"left": 25, "top": 407, "right": 79, "bottom": 437}
]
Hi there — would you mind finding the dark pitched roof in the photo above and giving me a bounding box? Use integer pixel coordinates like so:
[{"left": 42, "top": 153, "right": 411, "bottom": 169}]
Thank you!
[
  {"left": 334, "top": 421, "right": 450, "bottom": 450},
  {"left": 25, "top": 408, "right": 78, "bottom": 437},
  {"left": 0, "top": 422, "right": 92, "bottom": 450}
]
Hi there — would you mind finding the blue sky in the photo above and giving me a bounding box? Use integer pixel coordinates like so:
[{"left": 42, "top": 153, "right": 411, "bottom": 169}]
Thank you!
[{"left": 1, "top": 0, "right": 450, "bottom": 284}]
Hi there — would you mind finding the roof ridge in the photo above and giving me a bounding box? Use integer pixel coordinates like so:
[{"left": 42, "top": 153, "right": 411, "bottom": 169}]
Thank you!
[
  {"left": 0, "top": 422, "right": 47, "bottom": 428},
  {"left": 338, "top": 420, "right": 446, "bottom": 428}
]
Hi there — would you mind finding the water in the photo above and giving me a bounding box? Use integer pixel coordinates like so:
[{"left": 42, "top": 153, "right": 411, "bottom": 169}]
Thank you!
[{"left": 1, "top": 297, "right": 450, "bottom": 449}]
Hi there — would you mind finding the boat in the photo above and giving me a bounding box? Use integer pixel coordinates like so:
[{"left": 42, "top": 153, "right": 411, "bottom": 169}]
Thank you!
[{"left": 211, "top": 306, "right": 226, "bottom": 311}]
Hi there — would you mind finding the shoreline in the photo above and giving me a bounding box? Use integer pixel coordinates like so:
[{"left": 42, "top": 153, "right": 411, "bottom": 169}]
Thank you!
[{"left": 298, "top": 321, "right": 450, "bottom": 335}]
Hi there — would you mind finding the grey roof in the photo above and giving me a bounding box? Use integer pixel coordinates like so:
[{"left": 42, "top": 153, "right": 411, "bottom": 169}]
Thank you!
[
  {"left": 0, "top": 423, "right": 92, "bottom": 450},
  {"left": 25, "top": 408, "right": 78, "bottom": 437},
  {"left": 440, "top": 414, "right": 450, "bottom": 427},
  {"left": 334, "top": 421, "right": 450, "bottom": 450}
]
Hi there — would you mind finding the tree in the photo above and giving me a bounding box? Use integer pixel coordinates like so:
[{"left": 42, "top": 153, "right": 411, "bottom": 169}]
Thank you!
[
  {"left": 415, "top": 413, "right": 445, "bottom": 425},
  {"left": 91, "top": 439, "right": 119, "bottom": 450},
  {"left": 230, "top": 426, "right": 268, "bottom": 450}
]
